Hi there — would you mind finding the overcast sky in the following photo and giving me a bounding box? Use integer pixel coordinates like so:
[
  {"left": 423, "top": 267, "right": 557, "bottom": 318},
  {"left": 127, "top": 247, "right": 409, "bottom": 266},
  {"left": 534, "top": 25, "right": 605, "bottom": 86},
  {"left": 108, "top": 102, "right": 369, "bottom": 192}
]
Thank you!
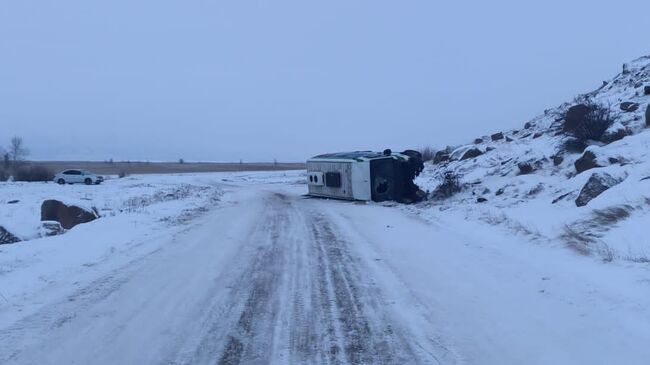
[{"left": 1, "top": 1, "right": 648, "bottom": 162}]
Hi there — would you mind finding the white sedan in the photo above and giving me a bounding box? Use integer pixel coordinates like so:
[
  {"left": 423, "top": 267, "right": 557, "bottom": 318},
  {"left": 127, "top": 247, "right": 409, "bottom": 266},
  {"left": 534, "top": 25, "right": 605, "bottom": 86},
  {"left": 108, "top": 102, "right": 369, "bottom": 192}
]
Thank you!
[{"left": 54, "top": 170, "right": 104, "bottom": 185}]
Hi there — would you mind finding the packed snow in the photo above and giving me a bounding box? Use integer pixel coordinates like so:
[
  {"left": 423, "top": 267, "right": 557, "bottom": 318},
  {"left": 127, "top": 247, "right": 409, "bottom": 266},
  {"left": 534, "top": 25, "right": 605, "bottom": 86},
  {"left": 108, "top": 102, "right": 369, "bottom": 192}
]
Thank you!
[{"left": 2, "top": 169, "right": 650, "bottom": 364}]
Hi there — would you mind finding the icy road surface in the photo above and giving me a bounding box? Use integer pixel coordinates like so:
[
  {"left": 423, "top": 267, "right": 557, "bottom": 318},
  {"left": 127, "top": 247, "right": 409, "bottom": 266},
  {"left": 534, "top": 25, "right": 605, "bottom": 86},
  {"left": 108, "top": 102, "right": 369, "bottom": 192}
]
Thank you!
[
  {"left": 0, "top": 187, "right": 453, "bottom": 365},
  {"left": 2, "top": 177, "right": 650, "bottom": 364}
]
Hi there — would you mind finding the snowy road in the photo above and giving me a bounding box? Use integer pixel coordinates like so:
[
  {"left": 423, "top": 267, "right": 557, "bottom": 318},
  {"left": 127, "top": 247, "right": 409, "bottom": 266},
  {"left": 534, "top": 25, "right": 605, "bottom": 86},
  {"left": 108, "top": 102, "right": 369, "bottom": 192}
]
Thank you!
[
  {"left": 2, "top": 180, "right": 650, "bottom": 365},
  {"left": 0, "top": 187, "right": 453, "bottom": 365}
]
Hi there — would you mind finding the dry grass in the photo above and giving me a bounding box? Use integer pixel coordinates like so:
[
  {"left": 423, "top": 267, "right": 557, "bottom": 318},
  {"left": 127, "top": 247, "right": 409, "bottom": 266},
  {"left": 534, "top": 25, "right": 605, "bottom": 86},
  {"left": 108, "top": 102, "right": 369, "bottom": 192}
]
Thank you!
[
  {"left": 561, "top": 225, "right": 594, "bottom": 255},
  {"left": 479, "top": 211, "right": 542, "bottom": 240},
  {"left": 590, "top": 205, "right": 633, "bottom": 226},
  {"left": 28, "top": 161, "right": 305, "bottom": 176},
  {"left": 561, "top": 204, "right": 636, "bottom": 260}
]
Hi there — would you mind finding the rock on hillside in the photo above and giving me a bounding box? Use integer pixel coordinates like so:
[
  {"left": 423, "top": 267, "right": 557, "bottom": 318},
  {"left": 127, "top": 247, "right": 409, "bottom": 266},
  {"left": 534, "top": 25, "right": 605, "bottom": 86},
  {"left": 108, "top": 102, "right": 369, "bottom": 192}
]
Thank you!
[
  {"left": 417, "top": 54, "right": 650, "bottom": 262},
  {"left": 41, "top": 200, "right": 99, "bottom": 230},
  {"left": 575, "top": 173, "right": 623, "bottom": 207},
  {"left": 1, "top": 226, "right": 21, "bottom": 244}
]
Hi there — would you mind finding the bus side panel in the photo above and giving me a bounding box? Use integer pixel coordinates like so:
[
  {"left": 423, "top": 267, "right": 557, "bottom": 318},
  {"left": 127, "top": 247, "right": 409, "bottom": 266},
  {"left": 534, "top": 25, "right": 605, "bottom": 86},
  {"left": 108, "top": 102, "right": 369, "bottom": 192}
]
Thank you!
[{"left": 307, "top": 161, "right": 354, "bottom": 200}]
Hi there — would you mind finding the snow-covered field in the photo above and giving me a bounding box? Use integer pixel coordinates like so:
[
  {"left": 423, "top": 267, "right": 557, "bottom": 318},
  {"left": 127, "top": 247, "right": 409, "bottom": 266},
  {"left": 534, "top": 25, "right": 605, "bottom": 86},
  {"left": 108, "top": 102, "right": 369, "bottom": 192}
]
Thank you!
[
  {"left": 0, "top": 171, "right": 302, "bottom": 334},
  {"left": 1, "top": 169, "right": 649, "bottom": 364}
]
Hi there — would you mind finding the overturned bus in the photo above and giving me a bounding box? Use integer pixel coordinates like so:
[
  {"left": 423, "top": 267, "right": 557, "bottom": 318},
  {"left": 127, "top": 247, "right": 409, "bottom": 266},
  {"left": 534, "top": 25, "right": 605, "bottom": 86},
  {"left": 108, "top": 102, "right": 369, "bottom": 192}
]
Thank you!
[{"left": 306, "top": 149, "right": 425, "bottom": 203}]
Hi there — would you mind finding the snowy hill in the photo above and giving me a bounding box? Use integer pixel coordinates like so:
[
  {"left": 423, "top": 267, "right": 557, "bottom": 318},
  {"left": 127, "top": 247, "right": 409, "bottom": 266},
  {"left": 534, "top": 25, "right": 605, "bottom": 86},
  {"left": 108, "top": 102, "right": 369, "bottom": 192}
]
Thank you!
[{"left": 416, "top": 54, "right": 650, "bottom": 262}]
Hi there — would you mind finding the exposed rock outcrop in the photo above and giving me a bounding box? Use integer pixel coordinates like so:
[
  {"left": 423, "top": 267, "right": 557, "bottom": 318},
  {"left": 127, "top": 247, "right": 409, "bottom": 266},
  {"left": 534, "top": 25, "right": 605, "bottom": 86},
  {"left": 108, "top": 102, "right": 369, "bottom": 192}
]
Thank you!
[
  {"left": 517, "top": 162, "right": 534, "bottom": 175},
  {"left": 0, "top": 226, "right": 20, "bottom": 245},
  {"left": 574, "top": 150, "right": 601, "bottom": 174},
  {"left": 433, "top": 150, "right": 450, "bottom": 164},
  {"left": 575, "top": 173, "right": 622, "bottom": 207},
  {"left": 41, "top": 200, "right": 99, "bottom": 230},
  {"left": 600, "top": 123, "right": 627, "bottom": 144},
  {"left": 619, "top": 101, "right": 639, "bottom": 112},
  {"left": 460, "top": 148, "right": 483, "bottom": 160},
  {"left": 491, "top": 132, "right": 504, "bottom": 141}
]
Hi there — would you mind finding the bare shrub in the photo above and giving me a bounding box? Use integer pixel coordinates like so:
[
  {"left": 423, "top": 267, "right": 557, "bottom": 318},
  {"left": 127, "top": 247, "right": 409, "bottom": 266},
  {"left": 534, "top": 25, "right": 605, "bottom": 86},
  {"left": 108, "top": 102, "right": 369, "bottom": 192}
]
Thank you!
[
  {"left": 480, "top": 212, "right": 538, "bottom": 237},
  {"left": 528, "top": 183, "right": 544, "bottom": 196},
  {"left": 561, "top": 205, "right": 635, "bottom": 260},
  {"left": 118, "top": 170, "right": 129, "bottom": 178},
  {"left": 564, "top": 103, "right": 615, "bottom": 142},
  {"left": 431, "top": 170, "right": 462, "bottom": 199},
  {"left": 625, "top": 255, "right": 650, "bottom": 264},
  {"left": 596, "top": 243, "right": 616, "bottom": 262},
  {"left": 419, "top": 146, "right": 436, "bottom": 162},
  {"left": 8, "top": 136, "right": 29, "bottom": 164},
  {"left": 3, "top": 153, "right": 10, "bottom": 170},
  {"left": 13, "top": 165, "right": 54, "bottom": 182}
]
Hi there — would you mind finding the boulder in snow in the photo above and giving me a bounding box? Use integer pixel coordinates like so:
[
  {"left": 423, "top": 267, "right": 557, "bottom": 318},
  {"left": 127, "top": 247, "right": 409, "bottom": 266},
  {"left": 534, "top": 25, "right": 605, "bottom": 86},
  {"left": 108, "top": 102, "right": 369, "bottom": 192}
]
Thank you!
[
  {"left": 41, "top": 200, "right": 99, "bottom": 230},
  {"left": 619, "top": 101, "right": 639, "bottom": 112},
  {"left": 600, "top": 122, "right": 627, "bottom": 144},
  {"left": 433, "top": 150, "right": 450, "bottom": 164},
  {"left": 608, "top": 157, "right": 620, "bottom": 165},
  {"left": 506, "top": 136, "right": 514, "bottom": 142},
  {"left": 575, "top": 173, "right": 622, "bottom": 207},
  {"left": 460, "top": 148, "right": 483, "bottom": 161},
  {"left": 574, "top": 150, "right": 601, "bottom": 174},
  {"left": 517, "top": 162, "right": 534, "bottom": 175},
  {"left": 553, "top": 154, "right": 564, "bottom": 166},
  {"left": 645, "top": 86, "right": 650, "bottom": 95},
  {"left": 491, "top": 132, "right": 504, "bottom": 141},
  {"left": 646, "top": 104, "right": 650, "bottom": 127},
  {"left": 474, "top": 138, "right": 484, "bottom": 144},
  {"left": 0, "top": 226, "right": 20, "bottom": 245},
  {"left": 41, "top": 221, "right": 65, "bottom": 237}
]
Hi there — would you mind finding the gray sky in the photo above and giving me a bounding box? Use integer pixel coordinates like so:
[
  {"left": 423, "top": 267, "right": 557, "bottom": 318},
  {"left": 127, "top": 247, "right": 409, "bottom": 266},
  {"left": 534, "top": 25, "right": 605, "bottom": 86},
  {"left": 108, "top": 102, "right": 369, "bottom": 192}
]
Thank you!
[{"left": 1, "top": 0, "right": 648, "bottom": 162}]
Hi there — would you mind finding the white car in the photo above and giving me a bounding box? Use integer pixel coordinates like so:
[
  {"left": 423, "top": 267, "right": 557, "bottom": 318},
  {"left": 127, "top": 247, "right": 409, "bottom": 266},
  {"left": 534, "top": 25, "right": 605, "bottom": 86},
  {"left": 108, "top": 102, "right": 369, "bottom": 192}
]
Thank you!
[{"left": 54, "top": 170, "right": 104, "bottom": 185}]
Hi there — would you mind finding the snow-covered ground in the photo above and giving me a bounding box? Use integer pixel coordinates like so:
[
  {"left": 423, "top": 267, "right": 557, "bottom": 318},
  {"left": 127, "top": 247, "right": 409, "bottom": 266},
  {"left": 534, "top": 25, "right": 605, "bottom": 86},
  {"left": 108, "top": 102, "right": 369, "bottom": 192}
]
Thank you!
[
  {"left": 0, "top": 171, "right": 303, "bottom": 334},
  {"left": 415, "top": 54, "right": 650, "bottom": 263},
  {"left": 1, "top": 170, "right": 649, "bottom": 364}
]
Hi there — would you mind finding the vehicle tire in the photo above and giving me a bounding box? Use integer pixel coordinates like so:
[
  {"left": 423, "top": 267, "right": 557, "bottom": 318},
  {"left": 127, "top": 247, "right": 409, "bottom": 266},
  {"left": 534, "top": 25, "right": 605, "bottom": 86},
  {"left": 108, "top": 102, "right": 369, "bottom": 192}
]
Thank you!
[
  {"left": 57, "top": 178, "right": 65, "bottom": 185},
  {"left": 84, "top": 178, "right": 92, "bottom": 185}
]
